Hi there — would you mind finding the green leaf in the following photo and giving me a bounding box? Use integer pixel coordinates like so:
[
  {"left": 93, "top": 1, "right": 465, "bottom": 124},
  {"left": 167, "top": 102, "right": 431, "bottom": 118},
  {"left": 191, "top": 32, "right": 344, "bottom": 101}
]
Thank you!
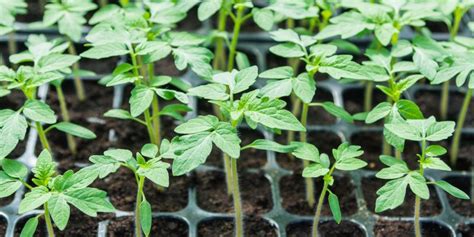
[
  {"left": 375, "top": 23, "right": 397, "bottom": 46},
  {"left": 332, "top": 143, "right": 364, "bottom": 161},
  {"left": 244, "top": 103, "right": 305, "bottom": 131},
  {"left": 154, "top": 89, "right": 188, "bottom": 104},
  {"left": 434, "top": 180, "right": 469, "bottom": 200},
  {"left": 384, "top": 122, "right": 422, "bottom": 141},
  {"left": 48, "top": 194, "right": 70, "bottom": 230},
  {"left": 234, "top": 66, "right": 258, "bottom": 94},
  {"left": 172, "top": 133, "right": 213, "bottom": 176},
  {"left": 175, "top": 115, "right": 218, "bottom": 134},
  {"left": 1, "top": 112, "right": 28, "bottom": 140},
  {"left": 173, "top": 46, "right": 213, "bottom": 78},
  {"left": 198, "top": 0, "right": 222, "bottom": 21},
  {"left": 140, "top": 199, "right": 152, "bottom": 236},
  {"left": 328, "top": 192, "right": 342, "bottom": 224},
  {"left": 260, "top": 66, "right": 294, "bottom": 79},
  {"left": 335, "top": 158, "right": 367, "bottom": 170},
  {"left": 130, "top": 85, "right": 154, "bottom": 117},
  {"left": 141, "top": 144, "right": 158, "bottom": 158},
  {"left": 104, "top": 149, "right": 133, "bottom": 162},
  {"left": 64, "top": 187, "right": 115, "bottom": 216},
  {"left": 260, "top": 79, "right": 292, "bottom": 99},
  {"left": 188, "top": 84, "right": 229, "bottom": 101},
  {"left": 211, "top": 124, "right": 241, "bottom": 158},
  {"left": 20, "top": 216, "right": 39, "bottom": 237},
  {"left": 0, "top": 171, "right": 22, "bottom": 198},
  {"left": 269, "top": 43, "right": 305, "bottom": 58},
  {"left": 302, "top": 163, "right": 329, "bottom": 178},
  {"left": 38, "top": 54, "right": 80, "bottom": 73},
  {"left": 292, "top": 143, "right": 319, "bottom": 162},
  {"left": 52, "top": 122, "right": 96, "bottom": 139},
  {"left": 413, "top": 48, "right": 438, "bottom": 79},
  {"left": 396, "top": 100, "right": 423, "bottom": 120},
  {"left": 425, "top": 121, "right": 455, "bottom": 141},
  {"left": 321, "top": 102, "right": 353, "bottom": 123},
  {"left": 252, "top": 8, "right": 274, "bottom": 31},
  {"left": 379, "top": 155, "right": 407, "bottom": 167},
  {"left": 242, "top": 139, "right": 299, "bottom": 153},
  {"left": 407, "top": 172, "right": 429, "bottom": 200},
  {"left": 2, "top": 159, "right": 28, "bottom": 178},
  {"left": 376, "top": 164, "right": 409, "bottom": 179},
  {"left": 80, "top": 43, "right": 129, "bottom": 59},
  {"left": 293, "top": 73, "right": 316, "bottom": 104},
  {"left": 23, "top": 100, "right": 57, "bottom": 124},
  {"left": 366, "top": 102, "right": 391, "bottom": 123},
  {"left": 138, "top": 161, "right": 170, "bottom": 187},
  {"left": 422, "top": 158, "right": 451, "bottom": 171},
  {"left": 375, "top": 177, "right": 409, "bottom": 212},
  {"left": 425, "top": 145, "right": 447, "bottom": 156},
  {"left": 104, "top": 109, "right": 134, "bottom": 120},
  {"left": 19, "top": 187, "right": 52, "bottom": 214}
]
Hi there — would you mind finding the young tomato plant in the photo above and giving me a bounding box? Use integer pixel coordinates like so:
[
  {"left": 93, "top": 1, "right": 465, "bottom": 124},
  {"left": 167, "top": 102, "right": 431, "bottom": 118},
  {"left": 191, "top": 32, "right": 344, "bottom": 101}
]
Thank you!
[
  {"left": 11, "top": 34, "right": 86, "bottom": 154},
  {"left": 431, "top": 28, "right": 474, "bottom": 165},
  {"left": 42, "top": 0, "right": 97, "bottom": 101},
  {"left": 0, "top": 0, "right": 26, "bottom": 58},
  {"left": 172, "top": 66, "right": 304, "bottom": 236},
  {"left": 82, "top": 3, "right": 207, "bottom": 146},
  {"left": 0, "top": 63, "right": 96, "bottom": 159},
  {"left": 87, "top": 143, "right": 170, "bottom": 237},
  {"left": 377, "top": 117, "right": 469, "bottom": 237},
  {"left": 292, "top": 142, "right": 366, "bottom": 237},
  {"left": 0, "top": 149, "right": 115, "bottom": 237},
  {"left": 265, "top": 28, "right": 359, "bottom": 206}
]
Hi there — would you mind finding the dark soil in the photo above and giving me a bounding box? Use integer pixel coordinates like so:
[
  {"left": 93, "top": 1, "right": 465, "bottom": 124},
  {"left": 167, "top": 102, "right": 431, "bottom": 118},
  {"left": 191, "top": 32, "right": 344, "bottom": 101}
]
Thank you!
[
  {"left": 205, "top": 129, "right": 267, "bottom": 169},
  {"left": 444, "top": 176, "right": 472, "bottom": 217},
  {"left": 198, "top": 217, "right": 277, "bottom": 237},
  {"left": 280, "top": 175, "right": 358, "bottom": 216},
  {"left": 0, "top": 194, "right": 14, "bottom": 207},
  {"left": 362, "top": 177, "right": 442, "bottom": 216},
  {"left": 275, "top": 131, "right": 342, "bottom": 171},
  {"left": 93, "top": 168, "right": 189, "bottom": 212},
  {"left": 415, "top": 90, "right": 474, "bottom": 127},
  {"left": 177, "top": 7, "right": 203, "bottom": 31},
  {"left": 436, "top": 134, "right": 473, "bottom": 171},
  {"left": 307, "top": 90, "right": 336, "bottom": 125},
  {"left": 458, "top": 223, "right": 474, "bottom": 237},
  {"left": 154, "top": 55, "right": 185, "bottom": 77},
  {"left": 343, "top": 87, "right": 386, "bottom": 126},
  {"left": 107, "top": 216, "right": 188, "bottom": 237},
  {"left": 350, "top": 132, "right": 421, "bottom": 170},
  {"left": 16, "top": 0, "right": 43, "bottom": 23},
  {"left": 422, "top": 21, "right": 450, "bottom": 33},
  {"left": 286, "top": 221, "right": 365, "bottom": 237},
  {"left": 195, "top": 171, "right": 273, "bottom": 214},
  {"left": 14, "top": 209, "right": 110, "bottom": 237},
  {"left": 0, "top": 217, "right": 6, "bottom": 236},
  {"left": 374, "top": 220, "right": 453, "bottom": 237}
]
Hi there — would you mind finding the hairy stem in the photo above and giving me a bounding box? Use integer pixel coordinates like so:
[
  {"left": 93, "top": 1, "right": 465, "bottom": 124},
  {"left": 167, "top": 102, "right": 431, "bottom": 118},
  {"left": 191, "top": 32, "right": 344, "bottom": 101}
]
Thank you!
[
  {"left": 301, "top": 103, "right": 315, "bottom": 206},
  {"left": 36, "top": 122, "right": 51, "bottom": 151},
  {"left": 450, "top": 88, "right": 472, "bottom": 165},
  {"left": 56, "top": 85, "right": 77, "bottom": 154},
  {"left": 312, "top": 181, "right": 329, "bottom": 237},
  {"left": 67, "top": 41, "right": 86, "bottom": 101},
  {"left": 213, "top": 8, "right": 228, "bottom": 70},
  {"left": 148, "top": 64, "right": 161, "bottom": 147},
  {"left": 287, "top": 97, "right": 301, "bottom": 145},
  {"left": 364, "top": 81, "right": 373, "bottom": 112},
  {"left": 414, "top": 196, "right": 421, "bottom": 237},
  {"left": 43, "top": 203, "right": 55, "bottom": 237},
  {"left": 135, "top": 176, "right": 145, "bottom": 237},
  {"left": 231, "top": 158, "right": 243, "bottom": 237},
  {"left": 227, "top": 6, "right": 245, "bottom": 71},
  {"left": 223, "top": 154, "right": 234, "bottom": 196}
]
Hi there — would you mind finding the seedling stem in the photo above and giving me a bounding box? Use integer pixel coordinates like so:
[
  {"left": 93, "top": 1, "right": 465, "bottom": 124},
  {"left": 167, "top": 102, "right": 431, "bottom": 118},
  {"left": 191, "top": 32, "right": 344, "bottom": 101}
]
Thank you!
[
  {"left": 43, "top": 203, "right": 55, "bottom": 237},
  {"left": 135, "top": 176, "right": 145, "bottom": 237},
  {"left": 56, "top": 84, "right": 77, "bottom": 154},
  {"left": 67, "top": 41, "right": 86, "bottom": 101},
  {"left": 450, "top": 88, "right": 472, "bottom": 164}
]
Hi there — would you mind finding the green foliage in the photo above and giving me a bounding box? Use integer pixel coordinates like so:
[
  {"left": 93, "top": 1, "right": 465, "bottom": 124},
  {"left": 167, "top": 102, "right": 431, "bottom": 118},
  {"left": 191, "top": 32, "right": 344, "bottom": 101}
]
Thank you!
[{"left": 0, "top": 0, "right": 27, "bottom": 35}]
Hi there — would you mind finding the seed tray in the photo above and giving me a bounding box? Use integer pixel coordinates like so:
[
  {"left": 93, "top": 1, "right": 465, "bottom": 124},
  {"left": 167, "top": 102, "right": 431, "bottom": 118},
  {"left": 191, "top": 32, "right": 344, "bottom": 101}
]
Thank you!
[{"left": 1, "top": 14, "right": 473, "bottom": 237}]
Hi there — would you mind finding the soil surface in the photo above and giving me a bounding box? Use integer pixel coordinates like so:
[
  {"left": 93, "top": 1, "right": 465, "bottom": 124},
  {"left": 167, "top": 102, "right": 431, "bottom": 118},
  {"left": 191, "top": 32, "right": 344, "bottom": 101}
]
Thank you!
[
  {"left": 343, "top": 87, "right": 386, "bottom": 126},
  {"left": 195, "top": 171, "right": 273, "bottom": 214},
  {"left": 350, "top": 132, "right": 421, "bottom": 170},
  {"left": 107, "top": 216, "right": 188, "bottom": 237},
  {"left": 362, "top": 177, "right": 442, "bottom": 216},
  {"left": 444, "top": 176, "right": 472, "bottom": 217},
  {"left": 286, "top": 221, "right": 365, "bottom": 237},
  {"left": 458, "top": 223, "right": 474, "bottom": 237},
  {"left": 14, "top": 209, "right": 109, "bottom": 237},
  {"left": 276, "top": 131, "right": 342, "bottom": 171},
  {"left": 280, "top": 175, "right": 358, "bottom": 216},
  {"left": 0, "top": 194, "right": 14, "bottom": 207},
  {"left": 415, "top": 90, "right": 474, "bottom": 127},
  {"left": 0, "top": 218, "right": 6, "bottom": 237},
  {"left": 374, "top": 220, "right": 453, "bottom": 237},
  {"left": 93, "top": 168, "right": 189, "bottom": 212},
  {"left": 205, "top": 129, "right": 268, "bottom": 169},
  {"left": 198, "top": 217, "right": 277, "bottom": 237}
]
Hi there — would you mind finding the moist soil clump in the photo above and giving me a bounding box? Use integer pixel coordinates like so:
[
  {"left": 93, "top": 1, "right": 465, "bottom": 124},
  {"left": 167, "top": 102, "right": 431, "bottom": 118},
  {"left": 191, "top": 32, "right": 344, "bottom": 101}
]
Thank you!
[
  {"left": 286, "top": 221, "right": 365, "bottom": 237},
  {"left": 198, "top": 217, "right": 277, "bottom": 237},
  {"left": 107, "top": 216, "right": 188, "bottom": 237},
  {"left": 374, "top": 220, "right": 453, "bottom": 237}
]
